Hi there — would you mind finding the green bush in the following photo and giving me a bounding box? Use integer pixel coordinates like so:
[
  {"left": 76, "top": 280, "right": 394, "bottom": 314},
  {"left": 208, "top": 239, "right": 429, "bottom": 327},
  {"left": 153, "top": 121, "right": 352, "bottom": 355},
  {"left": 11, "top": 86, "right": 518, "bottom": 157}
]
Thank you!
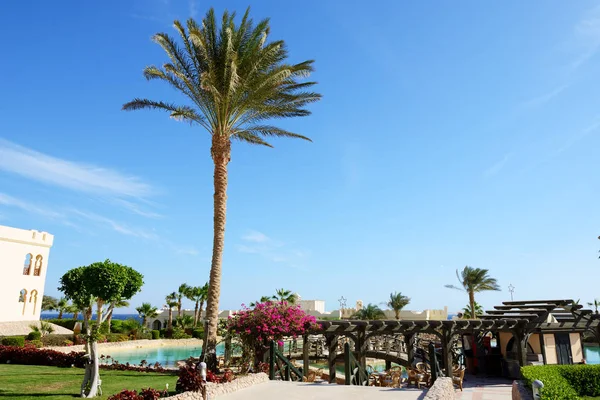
[
  {"left": 171, "top": 328, "right": 191, "bottom": 339},
  {"left": 1, "top": 336, "right": 25, "bottom": 347},
  {"left": 27, "top": 331, "right": 42, "bottom": 341},
  {"left": 43, "top": 319, "right": 78, "bottom": 330},
  {"left": 135, "top": 332, "right": 152, "bottom": 340},
  {"left": 192, "top": 329, "right": 203, "bottom": 339},
  {"left": 104, "top": 334, "right": 129, "bottom": 343},
  {"left": 151, "top": 330, "right": 160, "bottom": 340},
  {"left": 521, "top": 365, "right": 600, "bottom": 400},
  {"left": 110, "top": 319, "right": 124, "bottom": 333},
  {"left": 29, "top": 340, "right": 44, "bottom": 348},
  {"left": 40, "top": 334, "right": 74, "bottom": 347}
]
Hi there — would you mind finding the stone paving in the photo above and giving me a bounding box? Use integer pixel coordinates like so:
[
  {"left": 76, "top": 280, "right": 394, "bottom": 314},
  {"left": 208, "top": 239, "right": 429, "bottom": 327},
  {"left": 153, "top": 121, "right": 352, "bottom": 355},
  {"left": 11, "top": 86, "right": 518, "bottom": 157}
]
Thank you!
[{"left": 455, "top": 375, "right": 513, "bottom": 400}]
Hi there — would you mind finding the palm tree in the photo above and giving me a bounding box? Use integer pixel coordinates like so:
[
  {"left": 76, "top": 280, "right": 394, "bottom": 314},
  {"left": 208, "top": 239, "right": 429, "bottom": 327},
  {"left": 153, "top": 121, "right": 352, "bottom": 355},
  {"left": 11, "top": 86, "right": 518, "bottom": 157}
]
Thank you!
[
  {"left": 123, "top": 8, "right": 321, "bottom": 365},
  {"left": 177, "top": 283, "right": 190, "bottom": 318},
  {"left": 56, "top": 297, "right": 69, "bottom": 319},
  {"left": 352, "top": 304, "right": 385, "bottom": 320},
  {"left": 185, "top": 283, "right": 209, "bottom": 327},
  {"left": 41, "top": 295, "right": 58, "bottom": 312},
  {"left": 386, "top": 292, "right": 411, "bottom": 320},
  {"left": 106, "top": 299, "right": 130, "bottom": 333},
  {"left": 176, "top": 315, "right": 194, "bottom": 330},
  {"left": 65, "top": 304, "right": 80, "bottom": 320},
  {"left": 273, "top": 289, "right": 297, "bottom": 304},
  {"left": 249, "top": 296, "right": 274, "bottom": 307},
  {"left": 136, "top": 302, "right": 159, "bottom": 329},
  {"left": 461, "top": 302, "right": 484, "bottom": 319},
  {"left": 588, "top": 299, "right": 600, "bottom": 314},
  {"left": 445, "top": 266, "right": 500, "bottom": 320},
  {"left": 165, "top": 292, "right": 178, "bottom": 332}
]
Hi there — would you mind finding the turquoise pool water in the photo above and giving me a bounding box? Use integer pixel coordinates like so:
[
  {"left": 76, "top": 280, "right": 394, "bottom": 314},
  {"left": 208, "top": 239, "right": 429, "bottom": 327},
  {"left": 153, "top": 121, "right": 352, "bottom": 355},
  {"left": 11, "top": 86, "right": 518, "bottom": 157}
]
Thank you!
[
  {"left": 584, "top": 346, "right": 600, "bottom": 364},
  {"left": 101, "top": 343, "right": 225, "bottom": 367}
]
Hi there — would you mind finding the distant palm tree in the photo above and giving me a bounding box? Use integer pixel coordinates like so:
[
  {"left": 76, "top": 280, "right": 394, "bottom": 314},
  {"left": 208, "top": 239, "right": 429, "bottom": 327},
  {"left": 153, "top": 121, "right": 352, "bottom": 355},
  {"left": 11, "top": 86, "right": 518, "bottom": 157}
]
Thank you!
[
  {"left": 177, "top": 283, "right": 190, "bottom": 318},
  {"left": 249, "top": 296, "right": 274, "bottom": 307},
  {"left": 176, "top": 315, "right": 194, "bottom": 330},
  {"left": 273, "top": 289, "right": 297, "bottom": 304},
  {"left": 462, "top": 302, "right": 484, "bottom": 319},
  {"left": 123, "top": 8, "right": 321, "bottom": 363},
  {"left": 106, "top": 299, "right": 130, "bottom": 333},
  {"left": 41, "top": 295, "right": 58, "bottom": 312},
  {"left": 386, "top": 292, "right": 411, "bottom": 320},
  {"left": 588, "top": 299, "right": 600, "bottom": 314},
  {"left": 445, "top": 266, "right": 500, "bottom": 320},
  {"left": 65, "top": 304, "right": 80, "bottom": 320},
  {"left": 352, "top": 304, "right": 385, "bottom": 320},
  {"left": 185, "top": 283, "right": 209, "bottom": 328},
  {"left": 56, "top": 297, "right": 69, "bottom": 320},
  {"left": 165, "top": 292, "right": 178, "bottom": 332},
  {"left": 136, "top": 303, "right": 159, "bottom": 329}
]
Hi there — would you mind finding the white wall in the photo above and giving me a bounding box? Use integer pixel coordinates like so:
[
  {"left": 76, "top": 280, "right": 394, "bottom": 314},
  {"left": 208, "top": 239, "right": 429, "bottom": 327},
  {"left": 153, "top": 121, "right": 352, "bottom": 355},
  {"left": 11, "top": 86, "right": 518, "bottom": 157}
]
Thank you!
[
  {"left": 0, "top": 225, "right": 54, "bottom": 322},
  {"left": 299, "top": 300, "right": 325, "bottom": 314}
]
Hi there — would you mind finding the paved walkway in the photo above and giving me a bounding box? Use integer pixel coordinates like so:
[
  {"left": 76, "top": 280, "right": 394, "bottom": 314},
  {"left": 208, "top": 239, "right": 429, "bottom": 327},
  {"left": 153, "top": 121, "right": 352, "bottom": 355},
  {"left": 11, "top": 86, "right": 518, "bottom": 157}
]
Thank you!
[
  {"left": 455, "top": 375, "right": 513, "bottom": 400},
  {"left": 218, "top": 381, "right": 428, "bottom": 400}
]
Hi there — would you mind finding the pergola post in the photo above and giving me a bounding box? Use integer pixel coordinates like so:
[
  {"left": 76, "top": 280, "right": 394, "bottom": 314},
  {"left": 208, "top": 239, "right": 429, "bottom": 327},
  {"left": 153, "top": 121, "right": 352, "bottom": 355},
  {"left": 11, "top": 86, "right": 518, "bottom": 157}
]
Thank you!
[
  {"left": 326, "top": 335, "right": 338, "bottom": 384},
  {"left": 441, "top": 326, "right": 454, "bottom": 374},
  {"left": 405, "top": 333, "right": 414, "bottom": 367},
  {"left": 538, "top": 333, "right": 547, "bottom": 364},
  {"left": 356, "top": 327, "right": 366, "bottom": 367},
  {"left": 514, "top": 330, "right": 528, "bottom": 367},
  {"left": 302, "top": 334, "right": 309, "bottom": 379}
]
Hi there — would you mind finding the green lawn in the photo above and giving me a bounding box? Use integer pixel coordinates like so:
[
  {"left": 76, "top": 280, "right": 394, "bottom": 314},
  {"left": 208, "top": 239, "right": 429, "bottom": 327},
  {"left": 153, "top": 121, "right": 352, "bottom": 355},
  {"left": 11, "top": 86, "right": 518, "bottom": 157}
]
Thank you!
[{"left": 0, "top": 365, "right": 178, "bottom": 399}]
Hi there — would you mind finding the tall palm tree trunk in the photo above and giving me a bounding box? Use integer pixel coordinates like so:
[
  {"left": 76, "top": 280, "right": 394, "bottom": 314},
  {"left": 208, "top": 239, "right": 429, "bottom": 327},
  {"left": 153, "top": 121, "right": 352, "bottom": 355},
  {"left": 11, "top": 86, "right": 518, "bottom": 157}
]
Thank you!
[
  {"left": 204, "top": 137, "right": 230, "bottom": 370},
  {"left": 395, "top": 310, "right": 400, "bottom": 320},
  {"left": 58, "top": 310, "right": 63, "bottom": 320},
  {"left": 193, "top": 301, "right": 199, "bottom": 328},
  {"left": 199, "top": 300, "right": 205, "bottom": 326},
  {"left": 469, "top": 291, "right": 476, "bottom": 320},
  {"left": 168, "top": 308, "right": 173, "bottom": 331},
  {"left": 106, "top": 307, "right": 113, "bottom": 333}
]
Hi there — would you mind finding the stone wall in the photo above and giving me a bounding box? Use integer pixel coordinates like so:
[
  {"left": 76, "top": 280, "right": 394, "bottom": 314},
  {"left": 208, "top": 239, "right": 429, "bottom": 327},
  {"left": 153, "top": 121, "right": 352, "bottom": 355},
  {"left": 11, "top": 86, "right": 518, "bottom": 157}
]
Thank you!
[
  {"left": 512, "top": 380, "right": 533, "bottom": 400},
  {"left": 424, "top": 377, "right": 454, "bottom": 400},
  {"left": 163, "top": 373, "right": 269, "bottom": 399}
]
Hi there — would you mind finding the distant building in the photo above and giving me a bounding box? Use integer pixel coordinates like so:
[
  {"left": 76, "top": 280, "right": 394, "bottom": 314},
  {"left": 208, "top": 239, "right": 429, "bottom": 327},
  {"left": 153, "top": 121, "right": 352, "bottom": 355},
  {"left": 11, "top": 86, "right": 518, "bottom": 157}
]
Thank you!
[
  {"left": 299, "top": 299, "right": 325, "bottom": 314},
  {"left": 0, "top": 225, "right": 54, "bottom": 323}
]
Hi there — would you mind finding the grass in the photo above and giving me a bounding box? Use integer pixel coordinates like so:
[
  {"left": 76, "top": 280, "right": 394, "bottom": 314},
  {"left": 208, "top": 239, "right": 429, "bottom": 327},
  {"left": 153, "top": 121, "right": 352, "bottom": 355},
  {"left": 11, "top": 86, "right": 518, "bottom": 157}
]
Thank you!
[{"left": 0, "top": 365, "right": 178, "bottom": 399}]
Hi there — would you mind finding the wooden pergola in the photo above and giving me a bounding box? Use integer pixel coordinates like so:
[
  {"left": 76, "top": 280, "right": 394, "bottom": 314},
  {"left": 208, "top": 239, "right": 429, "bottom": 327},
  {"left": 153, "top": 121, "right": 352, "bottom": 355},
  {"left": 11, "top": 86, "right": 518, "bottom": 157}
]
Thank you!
[{"left": 311, "top": 299, "right": 599, "bottom": 383}]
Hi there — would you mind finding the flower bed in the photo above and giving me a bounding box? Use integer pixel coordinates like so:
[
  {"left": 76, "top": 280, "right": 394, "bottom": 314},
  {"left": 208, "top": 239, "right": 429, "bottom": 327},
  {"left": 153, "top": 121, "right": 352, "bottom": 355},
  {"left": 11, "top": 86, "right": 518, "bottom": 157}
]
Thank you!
[{"left": 521, "top": 364, "right": 600, "bottom": 400}]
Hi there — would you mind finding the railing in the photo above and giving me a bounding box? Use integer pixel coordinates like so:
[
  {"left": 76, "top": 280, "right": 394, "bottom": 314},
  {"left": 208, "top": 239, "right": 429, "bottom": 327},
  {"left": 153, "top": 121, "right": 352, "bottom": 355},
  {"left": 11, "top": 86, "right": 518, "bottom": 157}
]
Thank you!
[
  {"left": 268, "top": 341, "right": 304, "bottom": 382},
  {"left": 344, "top": 342, "right": 369, "bottom": 385}
]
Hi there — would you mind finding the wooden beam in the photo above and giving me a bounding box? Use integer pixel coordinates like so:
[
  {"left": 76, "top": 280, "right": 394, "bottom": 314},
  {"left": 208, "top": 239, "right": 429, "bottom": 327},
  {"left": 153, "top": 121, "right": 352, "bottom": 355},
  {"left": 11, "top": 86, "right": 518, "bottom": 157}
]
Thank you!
[
  {"left": 302, "top": 334, "right": 309, "bottom": 379},
  {"left": 327, "top": 335, "right": 338, "bottom": 384}
]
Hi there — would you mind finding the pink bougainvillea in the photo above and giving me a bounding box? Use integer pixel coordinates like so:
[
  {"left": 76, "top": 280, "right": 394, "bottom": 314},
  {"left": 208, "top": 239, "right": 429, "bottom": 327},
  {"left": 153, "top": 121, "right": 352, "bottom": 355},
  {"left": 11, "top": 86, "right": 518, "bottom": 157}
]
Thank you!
[{"left": 227, "top": 301, "right": 320, "bottom": 352}]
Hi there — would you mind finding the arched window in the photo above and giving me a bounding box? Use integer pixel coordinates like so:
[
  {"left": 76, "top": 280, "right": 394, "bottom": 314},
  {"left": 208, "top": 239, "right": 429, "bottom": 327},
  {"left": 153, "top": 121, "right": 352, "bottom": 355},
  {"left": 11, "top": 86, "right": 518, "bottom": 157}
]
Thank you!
[
  {"left": 23, "top": 254, "right": 32, "bottom": 275},
  {"left": 33, "top": 255, "right": 43, "bottom": 276},
  {"left": 19, "top": 289, "right": 27, "bottom": 315},
  {"left": 30, "top": 290, "right": 38, "bottom": 315},
  {"left": 152, "top": 320, "right": 162, "bottom": 330}
]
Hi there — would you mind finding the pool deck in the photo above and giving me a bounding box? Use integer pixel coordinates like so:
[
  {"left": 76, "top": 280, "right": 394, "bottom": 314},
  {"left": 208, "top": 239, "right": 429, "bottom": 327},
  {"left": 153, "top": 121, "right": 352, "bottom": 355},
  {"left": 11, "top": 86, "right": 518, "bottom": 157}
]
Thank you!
[
  {"left": 455, "top": 375, "right": 513, "bottom": 400},
  {"left": 46, "top": 338, "right": 203, "bottom": 353}
]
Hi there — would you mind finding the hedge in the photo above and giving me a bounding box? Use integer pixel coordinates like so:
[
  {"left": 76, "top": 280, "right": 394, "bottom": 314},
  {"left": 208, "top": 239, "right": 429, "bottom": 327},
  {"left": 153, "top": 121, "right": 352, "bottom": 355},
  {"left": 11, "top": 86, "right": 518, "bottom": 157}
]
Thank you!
[
  {"left": 27, "top": 331, "right": 42, "bottom": 341},
  {"left": 521, "top": 364, "right": 600, "bottom": 400},
  {"left": 1, "top": 337, "right": 25, "bottom": 347},
  {"left": 151, "top": 330, "right": 160, "bottom": 340},
  {"left": 44, "top": 318, "right": 78, "bottom": 330},
  {"left": 0, "top": 345, "right": 85, "bottom": 367}
]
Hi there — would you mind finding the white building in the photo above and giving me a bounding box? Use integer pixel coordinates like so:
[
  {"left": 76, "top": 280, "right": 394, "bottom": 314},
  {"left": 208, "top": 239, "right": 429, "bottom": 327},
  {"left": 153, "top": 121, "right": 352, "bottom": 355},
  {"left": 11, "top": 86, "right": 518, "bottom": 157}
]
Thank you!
[
  {"left": 0, "top": 225, "right": 54, "bottom": 322},
  {"left": 299, "top": 299, "right": 326, "bottom": 314}
]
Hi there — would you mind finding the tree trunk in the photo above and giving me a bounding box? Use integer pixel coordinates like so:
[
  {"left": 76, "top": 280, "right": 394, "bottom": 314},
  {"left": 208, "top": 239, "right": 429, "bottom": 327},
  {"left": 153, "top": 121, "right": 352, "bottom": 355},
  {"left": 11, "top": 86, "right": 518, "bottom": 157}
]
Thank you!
[
  {"left": 469, "top": 291, "right": 476, "bottom": 320},
  {"left": 73, "top": 310, "right": 79, "bottom": 320},
  {"left": 96, "top": 301, "right": 103, "bottom": 326},
  {"left": 58, "top": 310, "right": 63, "bottom": 320},
  {"left": 178, "top": 299, "right": 182, "bottom": 318},
  {"left": 198, "top": 300, "right": 205, "bottom": 327},
  {"left": 395, "top": 310, "right": 400, "bottom": 320},
  {"left": 168, "top": 308, "right": 173, "bottom": 331},
  {"left": 204, "top": 136, "right": 231, "bottom": 371},
  {"left": 193, "top": 301, "right": 199, "bottom": 328},
  {"left": 106, "top": 307, "right": 113, "bottom": 334}
]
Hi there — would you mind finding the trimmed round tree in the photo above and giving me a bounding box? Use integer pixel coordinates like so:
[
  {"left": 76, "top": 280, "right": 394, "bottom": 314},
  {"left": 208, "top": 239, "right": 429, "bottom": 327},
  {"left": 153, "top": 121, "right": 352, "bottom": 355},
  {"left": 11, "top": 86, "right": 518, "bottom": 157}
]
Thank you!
[
  {"left": 227, "top": 301, "right": 319, "bottom": 367},
  {"left": 58, "top": 259, "right": 143, "bottom": 398}
]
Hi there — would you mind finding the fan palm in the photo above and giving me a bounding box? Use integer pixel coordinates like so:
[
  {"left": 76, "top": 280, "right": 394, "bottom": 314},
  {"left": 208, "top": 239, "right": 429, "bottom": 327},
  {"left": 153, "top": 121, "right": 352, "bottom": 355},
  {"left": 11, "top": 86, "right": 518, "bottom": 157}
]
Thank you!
[
  {"left": 588, "top": 299, "right": 600, "bottom": 314},
  {"left": 165, "top": 292, "right": 178, "bottom": 332},
  {"left": 41, "top": 295, "right": 58, "bottom": 312},
  {"left": 123, "top": 8, "right": 321, "bottom": 365},
  {"left": 249, "top": 296, "right": 274, "bottom": 307},
  {"left": 106, "top": 299, "right": 130, "bottom": 333},
  {"left": 386, "top": 292, "right": 410, "bottom": 320},
  {"left": 136, "top": 302, "right": 159, "bottom": 329},
  {"left": 461, "top": 302, "right": 484, "bottom": 319},
  {"left": 185, "top": 283, "right": 209, "bottom": 327},
  {"left": 176, "top": 315, "right": 195, "bottom": 330},
  {"left": 352, "top": 304, "right": 385, "bottom": 320},
  {"left": 177, "top": 283, "right": 190, "bottom": 318},
  {"left": 445, "top": 266, "right": 500, "bottom": 320},
  {"left": 273, "top": 288, "right": 297, "bottom": 304},
  {"left": 56, "top": 297, "right": 69, "bottom": 320}
]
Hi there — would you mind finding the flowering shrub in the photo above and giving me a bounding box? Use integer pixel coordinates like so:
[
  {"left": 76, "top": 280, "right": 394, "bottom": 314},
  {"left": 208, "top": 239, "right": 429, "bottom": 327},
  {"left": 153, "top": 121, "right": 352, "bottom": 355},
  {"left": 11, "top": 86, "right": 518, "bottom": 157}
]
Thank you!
[
  {"left": 176, "top": 363, "right": 204, "bottom": 393},
  {"left": 226, "top": 301, "right": 320, "bottom": 364},
  {"left": 108, "top": 389, "right": 140, "bottom": 400},
  {"left": 0, "top": 345, "right": 85, "bottom": 367},
  {"left": 99, "top": 355, "right": 167, "bottom": 373}
]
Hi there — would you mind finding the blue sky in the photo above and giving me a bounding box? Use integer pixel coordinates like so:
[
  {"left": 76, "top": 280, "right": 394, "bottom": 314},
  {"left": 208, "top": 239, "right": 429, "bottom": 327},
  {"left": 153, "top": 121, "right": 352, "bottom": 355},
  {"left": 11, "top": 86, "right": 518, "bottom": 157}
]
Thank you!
[{"left": 1, "top": 1, "right": 600, "bottom": 315}]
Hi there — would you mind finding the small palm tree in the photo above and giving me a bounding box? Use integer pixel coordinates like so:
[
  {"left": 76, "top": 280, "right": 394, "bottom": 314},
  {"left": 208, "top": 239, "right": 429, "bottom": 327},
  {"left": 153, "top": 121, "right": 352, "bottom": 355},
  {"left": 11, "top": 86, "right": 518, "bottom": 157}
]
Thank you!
[
  {"left": 136, "top": 303, "right": 159, "bottom": 329},
  {"left": 177, "top": 283, "right": 190, "bottom": 318},
  {"left": 249, "top": 296, "right": 274, "bottom": 307},
  {"left": 461, "top": 302, "right": 484, "bottom": 319},
  {"left": 65, "top": 304, "right": 80, "bottom": 320},
  {"left": 41, "top": 295, "right": 58, "bottom": 312},
  {"left": 106, "top": 299, "right": 130, "bottom": 333},
  {"left": 176, "top": 315, "right": 194, "bottom": 330},
  {"left": 386, "top": 292, "right": 411, "bottom": 320},
  {"left": 588, "top": 299, "right": 600, "bottom": 314},
  {"left": 445, "top": 266, "right": 500, "bottom": 320},
  {"left": 165, "top": 292, "right": 178, "bottom": 332},
  {"left": 30, "top": 321, "right": 55, "bottom": 337},
  {"left": 185, "top": 283, "right": 209, "bottom": 327},
  {"left": 123, "top": 8, "right": 321, "bottom": 361},
  {"left": 352, "top": 304, "right": 385, "bottom": 320},
  {"left": 273, "top": 289, "right": 297, "bottom": 304},
  {"left": 56, "top": 297, "right": 69, "bottom": 319}
]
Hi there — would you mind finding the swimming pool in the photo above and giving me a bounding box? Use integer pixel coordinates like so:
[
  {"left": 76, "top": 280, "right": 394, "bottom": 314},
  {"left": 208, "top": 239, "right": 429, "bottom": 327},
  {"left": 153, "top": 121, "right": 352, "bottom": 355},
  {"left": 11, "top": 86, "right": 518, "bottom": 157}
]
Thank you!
[
  {"left": 101, "top": 343, "right": 225, "bottom": 367},
  {"left": 584, "top": 345, "right": 600, "bottom": 364}
]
